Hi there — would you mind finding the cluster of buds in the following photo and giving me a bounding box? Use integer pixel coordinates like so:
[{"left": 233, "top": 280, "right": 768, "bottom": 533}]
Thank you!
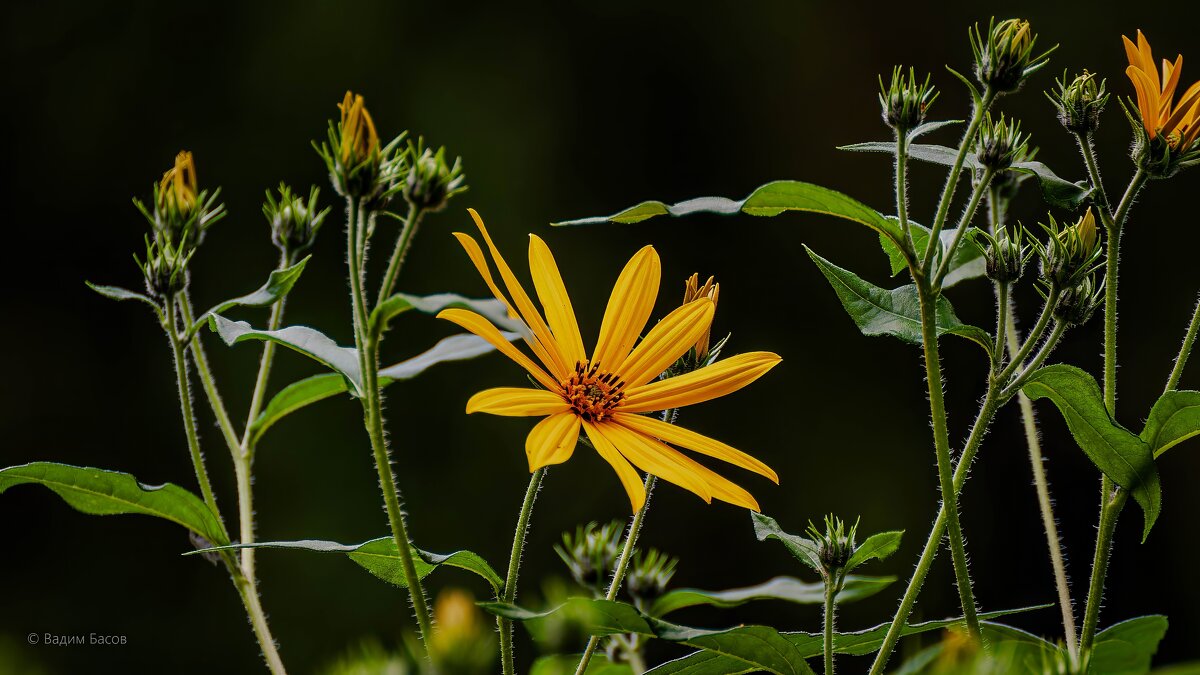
[
  {"left": 132, "top": 151, "right": 226, "bottom": 297},
  {"left": 977, "top": 224, "right": 1032, "bottom": 284},
  {"left": 315, "top": 91, "right": 408, "bottom": 201},
  {"left": 1048, "top": 70, "right": 1109, "bottom": 134},
  {"left": 975, "top": 112, "right": 1031, "bottom": 171},
  {"left": 878, "top": 66, "right": 938, "bottom": 133},
  {"left": 554, "top": 521, "right": 624, "bottom": 592},
  {"left": 404, "top": 138, "right": 467, "bottom": 212},
  {"left": 263, "top": 184, "right": 330, "bottom": 257},
  {"left": 625, "top": 548, "right": 678, "bottom": 607},
  {"left": 806, "top": 515, "right": 859, "bottom": 581},
  {"left": 970, "top": 18, "right": 1055, "bottom": 93}
]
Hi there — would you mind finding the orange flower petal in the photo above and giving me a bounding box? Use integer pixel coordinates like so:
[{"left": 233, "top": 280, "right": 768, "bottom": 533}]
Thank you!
[
  {"left": 583, "top": 421, "right": 646, "bottom": 512},
  {"left": 612, "top": 412, "right": 779, "bottom": 483},
  {"left": 438, "top": 308, "right": 559, "bottom": 391},
  {"left": 466, "top": 387, "right": 569, "bottom": 416},
  {"left": 622, "top": 351, "right": 782, "bottom": 413},
  {"left": 528, "top": 235, "right": 587, "bottom": 365},
  {"left": 525, "top": 412, "right": 581, "bottom": 471},
  {"left": 592, "top": 246, "right": 661, "bottom": 372},
  {"left": 618, "top": 299, "right": 714, "bottom": 388}
]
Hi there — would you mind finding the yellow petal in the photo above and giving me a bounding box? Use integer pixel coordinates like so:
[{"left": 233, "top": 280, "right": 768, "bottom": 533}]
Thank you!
[
  {"left": 525, "top": 412, "right": 581, "bottom": 471},
  {"left": 597, "top": 422, "right": 712, "bottom": 503},
  {"left": 438, "top": 308, "right": 559, "bottom": 391},
  {"left": 1137, "top": 30, "right": 1160, "bottom": 93},
  {"left": 622, "top": 351, "right": 781, "bottom": 413},
  {"left": 619, "top": 299, "right": 714, "bottom": 388},
  {"left": 583, "top": 421, "right": 646, "bottom": 512},
  {"left": 1123, "top": 34, "right": 1142, "bottom": 70},
  {"left": 528, "top": 235, "right": 587, "bottom": 365},
  {"left": 467, "top": 209, "right": 571, "bottom": 379},
  {"left": 1161, "top": 55, "right": 1183, "bottom": 109},
  {"left": 612, "top": 413, "right": 779, "bottom": 483},
  {"left": 466, "top": 387, "right": 569, "bottom": 416},
  {"left": 1162, "top": 83, "right": 1200, "bottom": 136},
  {"left": 592, "top": 246, "right": 661, "bottom": 372},
  {"left": 453, "top": 230, "right": 567, "bottom": 376},
  {"left": 1128, "top": 65, "right": 1159, "bottom": 137}
]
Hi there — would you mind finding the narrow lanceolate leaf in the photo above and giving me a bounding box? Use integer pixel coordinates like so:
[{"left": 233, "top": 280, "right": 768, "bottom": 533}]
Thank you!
[
  {"left": 1140, "top": 390, "right": 1200, "bottom": 458},
  {"left": 482, "top": 598, "right": 815, "bottom": 675},
  {"left": 1021, "top": 365, "right": 1161, "bottom": 541},
  {"left": 208, "top": 315, "right": 364, "bottom": 396},
  {"left": 553, "top": 180, "right": 905, "bottom": 248},
  {"left": 368, "top": 293, "right": 518, "bottom": 337},
  {"left": 650, "top": 575, "right": 895, "bottom": 617},
  {"left": 844, "top": 530, "right": 903, "bottom": 572},
  {"left": 85, "top": 282, "right": 158, "bottom": 310},
  {"left": 1090, "top": 615, "right": 1169, "bottom": 675},
  {"left": 248, "top": 332, "right": 519, "bottom": 446},
  {"left": 805, "top": 247, "right": 992, "bottom": 355},
  {"left": 191, "top": 256, "right": 311, "bottom": 332},
  {"left": 645, "top": 607, "right": 1051, "bottom": 674},
  {"left": 188, "top": 538, "right": 502, "bottom": 593},
  {"left": 839, "top": 143, "right": 1092, "bottom": 209},
  {"left": 0, "top": 462, "right": 227, "bottom": 546},
  {"left": 878, "top": 221, "right": 986, "bottom": 287},
  {"left": 908, "top": 119, "right": 964, "bottom": 140},
  {"left": 751, "top": 513, "right": 822, "bottom": 573}
]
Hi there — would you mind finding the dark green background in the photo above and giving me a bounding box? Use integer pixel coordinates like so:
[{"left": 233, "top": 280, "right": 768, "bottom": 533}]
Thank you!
[{"left": 2, "top": 1, "right": 1198, "bottom": 672}]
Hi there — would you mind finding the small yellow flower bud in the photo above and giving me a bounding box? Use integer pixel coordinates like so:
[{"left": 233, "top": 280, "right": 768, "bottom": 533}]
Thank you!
[
  {"left": 338, "top": 91, "right": 379, "bottom": 167},
  {"left": 1074, "top": 208, "right": 1098, "bottom": 255},
  {"left": 158, "top": 151, "right": 198, "bottom": 217},
  {"left": 683, "top": 273, "right": 719, "bottom": 362},
  {"left": 995, "top": 19, "right": 1032, "bottom": 58}
]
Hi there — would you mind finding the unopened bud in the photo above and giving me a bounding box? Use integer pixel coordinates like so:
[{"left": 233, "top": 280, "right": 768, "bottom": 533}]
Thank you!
[
  {"left": 806, "top": 515, "right": 858, "bottom": 578},
  {"left": 1038, "top": 208, "right": 1101, "bottom": 286},
  {"left": 971, "top": 18, "right": 1054, "bottom": 93},
  {"left": 980, "top": 226, "right": 1029, "bottom": 283},
  {"left": 1053, "top": 274, "right": 1102, "bottom": 327},
  {"left": 682, "top": 273, "right": 720, "bottom": 363},
  {"left": 625, "top": 549, "right": 678, "bottom": 604},
  {"left": 1049, "top": 70, "right": 1109, "bottom": 133},
  {"left": 554, "top": 521, "right": 623, "bottom": 591},
  {"left": 263, "top": 184, "right": 329, "bottom": 256},
  {"left": 878, "top": 66, "right": 938, "bottom": 133},
  {"left": 976, "top": 113, "right": 1030, "bottom": 170},
  {"left": 404, "top": 140, "right": 466, "bottom": 212}
]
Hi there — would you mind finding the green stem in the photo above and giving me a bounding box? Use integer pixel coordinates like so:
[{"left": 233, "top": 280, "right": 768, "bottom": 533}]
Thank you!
[
  {"left": 998, "top": 288, "right": 1060, "bottom": 385},
  {"left": 1166, "top": 292, "right": 1200, "bottom": 393},
  {"left": 376, "top": 203, "right": 424, "bottom": 307},
  {"left": 574, "top": 474, "right": 658, "bottom": 675},
  {"left": 895, "top": 130, "right": 915, "bottom": 254},
  {"left": 993, "top": 282, "right": 1009, "bottom": 365},
  {"left": 241, "top": 251, "right": 294, "bottom": 454},
  {"left": 499, "top": 468, "right": 546, "bottom": 675},
  {"left": 179, "top": 297, "right": 241, "bottom": 456},
  {"left": 915, "top": 283, "right": 979, "bottom": 636},
  {"left": 1001, "top": 322, "right": 1067, "bottom": 398},
  {"left": 823, "top": 578, "right": 837, "bottom": 675},
  {"left": 869, "top": 389, "right": 1000, "bottom": 674},
  {"left": 933, "top": 168, "right": 995, "bottom": 288},
  {"left": 921, "top": 87, "right": 995, "bottom": 271},
  {"left": 1081, "top": 482, "right": 1127, "bottom": 651},
  {"left": 346, "top": 198, "right": 435, "bottom": 651}
]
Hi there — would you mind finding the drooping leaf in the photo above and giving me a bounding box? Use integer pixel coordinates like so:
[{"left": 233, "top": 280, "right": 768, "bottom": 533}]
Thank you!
[
  {"left": 190, "top": 256, "right": 311, "bottom": 333},
  {"left": 1090, "top": 616, "right": 1169, "bottom": 675},
  {"left": 909, "top": 120, "right": 964, "bottom": 141},
  {"left": 208, "top": 315, "right": 364, "bottom": 396},
  {"left": 650, "top": 575, "right": 895, "bottom": 617},
  {"left": 878, "top": 221, "right": 986, "bottom": 287},
  {"left": 644, "top": 608, "right": 1051, "bottom": 674},
  {"left": 751, "top": 513, "right": 821, "bottom": 573},
  {"left": 531, "top": 654, "right": 634, "bottom": 675},
  {"left": 845, "top": 530, "right": 903, "bottom": 573},
  {"left": 0, "top": 462, "right": 227, "bottom": 546},
  {"left": 1140, "top": 390, "right": 1200, "bottom": 458},
  {"left": 85, "top": 282, "right": 159, "bottom": 311},
  {"left": 1021, "top": 365, "right": 1161, "bottom": 540},
  {"left": 805, "top": 247, "right": 992, "bottom": 355},
  {"left": 368, "top": 293, "right": 517, "bottom": 337},
  {"left": 247, "top": 373, "right": 350, "bottom": 446},
  {"left": 188, "top": 537, "right": 502, "bottom": 593},
  {"left": 553, "top": 180, "right": 905, "bottom": 248},
  {"left": 482, "top": 598, "right": 815, "bottom": 675}
]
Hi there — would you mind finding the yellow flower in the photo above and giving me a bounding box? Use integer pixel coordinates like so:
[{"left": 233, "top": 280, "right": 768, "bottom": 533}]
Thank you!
[
  {"left": 1124, "top": 30, "right": 1200, "bottom": 150},
  {"left": 338, "top": 91, "right": 379, "bottom": 165},
  {"left": 682, "top": 273, "right": 719, "bottom": 362},
  {"left": 158, "top": 150, "right": 198, "bottom": 215},
  {"left": 439, "top": 209, "right": 781, "bottom": 512}
]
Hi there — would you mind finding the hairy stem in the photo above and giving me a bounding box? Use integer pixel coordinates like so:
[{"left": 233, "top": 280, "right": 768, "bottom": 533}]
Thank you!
[
  {"left": 499, "top": 468, "right": 546, "bottom": 675},
  {"left": 934, "top": 168, "right": 995, "bottom": 288},
  {"left": 377, "top": 203, "right": 424, "bottom": 307},
  {"left": 1166, "top": 292, "right": 1200, "bottom": 393},
  {"left": 895, "top": 130, "right": 915, "bottom": 253},
  {"left": 823, "top": 579, "right": 837, "bottom": 675}
]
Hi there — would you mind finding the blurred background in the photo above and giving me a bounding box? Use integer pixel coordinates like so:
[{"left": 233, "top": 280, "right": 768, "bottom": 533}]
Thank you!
[{"left": 2, "top": 1, "right": 1199, "bottom": 672}]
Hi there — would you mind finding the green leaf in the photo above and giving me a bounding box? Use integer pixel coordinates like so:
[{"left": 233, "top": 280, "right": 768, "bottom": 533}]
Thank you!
[
  {"left": 0, "top": 462, "right": 227, "bottom": 546},
  {"left": 1021, "top": 365, "right": 1161, "bottom": 540},
  {"left": 208, "top": 315, "right": 364, "bottom": 397},
  {"left": 553, "top": 181, "right": 905, "bottom": 248},
  {"left": 191, "top": 256, "right": 310, "bottom": 333},
  {"left": 482, "top": 598, "right": 815, "bottom": 675},
  {"left": 751, "top": 512, "right": 821, "bottom": 572},
  {"left": 804, "top": 247, "right": 992, "bottom": 355},
  {"left": 188, "top": 537, "right": 502, "bottom": 593},
  {"left": 531, "top": 654, "right": 634, "bottom": 675},
  {"left": 368, "top": 293, "right": 516, "bottom": 337},
  {"left": 1090, "top": 616, "right": 1169, "bottom": 675},
  {"left": 878, "top": 221, "right": 986, "bottom": 287},
  {"left": 85, "top": 282, "right": 159, "bottom": 311},
  {"left": 909, "top": 120, "right": 964, "bottom": 141},
  {"left": 1140, "top": 390, "right": 1200, "bottom": 458},
  {"left": 645, "top": 607, "right": 1050, "bottom": 674},
  {"left": 650, "top": 575, "right": 895, "bottom": 617},
  {"left": 845, "top": 530, "right": 903, "bottom": 572},
  {"left": 1148, "top": 662, "right": 1200, "bottom": 675},
  {"left": 247, "top": 332, "right": 519, "bottom": 446}
]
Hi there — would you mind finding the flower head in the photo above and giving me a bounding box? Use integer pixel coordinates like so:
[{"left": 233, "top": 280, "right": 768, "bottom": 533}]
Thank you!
[
  {"left": 1124, "top": 30, "right": 1200, "bottom": 153},
  {"left": 136, "top": 150, "right": 225, "bottom": 252},
  {"left": 338, "top": 91, "right": 380, "bottom": 166},
  {"left": 440, "top": 210, "right": 781, "bottom": 512},
  {"left": 158, "top": 151, "right": 198, "bottom": 217}
]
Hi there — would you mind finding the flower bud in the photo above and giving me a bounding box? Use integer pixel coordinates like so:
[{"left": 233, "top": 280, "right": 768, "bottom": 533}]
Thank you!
[
  {"left": 263, "top": 184, "right": 329, "bottom": 256},
  {"left": 625, "top": 549, "right": 678, "bottom": 605},
  {"left": 978, "top": 226, "right": 1029, "bottom": 283},
  {"left": 878, "top": 66, "right": 938, "bottom": 133},
  {"left": 1048, "top": 70, "right": 1109, "bottom": 133},
  {"left": 404, "top": 140, "right": 467, "bottom": 211},
  {"left": 1053, "top": 274, "right": 1102, "bottom": 327},
  {"left": 1038, "top": 208, "right": 1101, "bottom": 286},
  {"left": 806, "top": 515, "right": 858, "bottom": 579},
  {"left": 136, "top": 151, "right": 226, "bottom": 252},
  {"left": 970, "top": 18, "right": 1054, "bottom": 93},
  {"left": 975, "top": 113, "right": 1030, "bottom": 170},
  {"left": 554, "top": 521, "right": 623, "bottom": 591},
  {"left": 339, "top": 91, "right": 379, "bottom": 168},
  {"left": 136, "top": 236, "right": 193, "bottom": 299},
  {"left": 317, "top": 91, "right": 401, "bottom": 200},
  {"left": 682, "top": 273, "right": 720, "bottom": 363}
]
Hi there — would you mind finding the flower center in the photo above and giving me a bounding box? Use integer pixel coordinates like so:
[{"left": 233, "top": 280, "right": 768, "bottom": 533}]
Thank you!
[{"left": 564, "top": 361, "right": 626, "bottom": 422}]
